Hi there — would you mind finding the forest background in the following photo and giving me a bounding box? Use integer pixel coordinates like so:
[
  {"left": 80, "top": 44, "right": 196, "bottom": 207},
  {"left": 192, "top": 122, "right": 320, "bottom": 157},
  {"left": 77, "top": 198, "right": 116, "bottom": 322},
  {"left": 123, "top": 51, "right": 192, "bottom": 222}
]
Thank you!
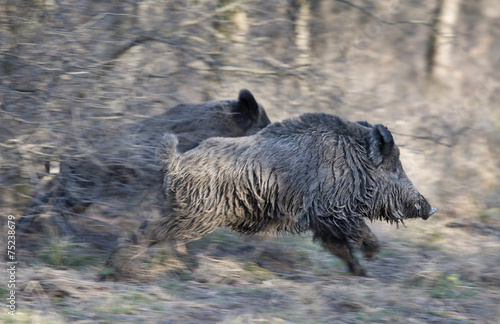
[{"left": 0, "top": 1, "right": 499, "bottom": 323}]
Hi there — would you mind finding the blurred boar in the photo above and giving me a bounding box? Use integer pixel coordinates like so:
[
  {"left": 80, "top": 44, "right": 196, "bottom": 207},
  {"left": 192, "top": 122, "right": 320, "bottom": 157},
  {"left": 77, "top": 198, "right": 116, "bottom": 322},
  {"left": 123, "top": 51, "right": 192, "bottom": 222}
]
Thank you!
[
  {"left": 139, "top": 113, "right": 435, "bottom": 276},
  {"left": 24, "top": 90, "right": 270, "bottom": 227}
]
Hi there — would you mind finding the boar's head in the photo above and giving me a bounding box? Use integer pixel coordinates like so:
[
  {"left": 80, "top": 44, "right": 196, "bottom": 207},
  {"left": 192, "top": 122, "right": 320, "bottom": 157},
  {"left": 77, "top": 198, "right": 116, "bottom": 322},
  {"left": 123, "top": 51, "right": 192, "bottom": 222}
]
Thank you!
[{"left": 365, "top": 123, "right": 436, "bottom": 223}]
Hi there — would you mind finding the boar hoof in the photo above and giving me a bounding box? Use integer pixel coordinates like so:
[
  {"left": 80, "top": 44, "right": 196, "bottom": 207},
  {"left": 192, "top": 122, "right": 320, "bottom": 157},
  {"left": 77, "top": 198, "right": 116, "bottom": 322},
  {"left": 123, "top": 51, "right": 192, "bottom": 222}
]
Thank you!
[
  {"left": 360, "top": 240, "right": 380, "bottom": 261},
  {"left": 349, "top": 265, "right": 368, "bottom": 277}
]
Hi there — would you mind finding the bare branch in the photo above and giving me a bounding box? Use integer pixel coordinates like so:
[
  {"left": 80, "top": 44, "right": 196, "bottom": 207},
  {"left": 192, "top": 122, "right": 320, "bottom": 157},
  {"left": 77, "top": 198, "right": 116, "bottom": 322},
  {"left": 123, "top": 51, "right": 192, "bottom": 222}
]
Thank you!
[
  {"left": 178, "top": 0, "right": 254, "bottom": 29},
  {"left": 392, "top": 126, "right": 471, "bottom": 147},
  {"left": 105, "top": 0, "right": 254, "bottom": 63},
  {"left": 335, "top": 0, "right": 432, "bottom": 26},
  {"left": 217, "top": 65, "right": 308, "bottom": 77},
  {"left": 392, "top": 131, "right": 453, "bottom": 147},
  {"left": 0, "top": 110, "right": 42, "bottom": 125},
  {"left": 64, "top": 210, "right": 121, "bottom": 232}
]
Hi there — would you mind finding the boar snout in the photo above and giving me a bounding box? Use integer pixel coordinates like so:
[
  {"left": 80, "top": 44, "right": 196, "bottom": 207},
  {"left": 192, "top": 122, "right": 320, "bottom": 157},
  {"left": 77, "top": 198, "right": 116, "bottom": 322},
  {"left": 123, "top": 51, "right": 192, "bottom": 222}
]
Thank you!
[
  {"left": 422, "top": 206, "right": 437, "bottom": 220},
  {"left": 412, "top": 196, "right": 436, "bottom": 220}
]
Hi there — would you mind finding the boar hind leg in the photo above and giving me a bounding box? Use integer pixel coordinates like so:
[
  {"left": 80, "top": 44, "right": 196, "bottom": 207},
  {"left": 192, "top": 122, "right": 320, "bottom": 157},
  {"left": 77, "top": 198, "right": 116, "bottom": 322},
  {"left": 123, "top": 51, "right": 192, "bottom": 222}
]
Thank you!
[
  {"left": 132, "top": 217, "right": 221, "bottom": 247},
  {"left": 316, "top": 234, "right": 367, "bottom": 276},
  {"left": 358, "top": 221, "right": 380, "bottom": 260},
  {"left": 104, "top": 218, "right": 202, "bottom": 271},
  {"left": 131, "top": 221, "right": 187, "bottom": 254}
]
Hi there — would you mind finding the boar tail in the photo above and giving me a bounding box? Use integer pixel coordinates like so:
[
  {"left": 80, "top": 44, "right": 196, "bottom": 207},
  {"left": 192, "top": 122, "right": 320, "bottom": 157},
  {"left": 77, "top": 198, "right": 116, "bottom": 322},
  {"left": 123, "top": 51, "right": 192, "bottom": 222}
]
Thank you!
[{"left": 159, "top": 133, "right": 179, "bottom": 170}]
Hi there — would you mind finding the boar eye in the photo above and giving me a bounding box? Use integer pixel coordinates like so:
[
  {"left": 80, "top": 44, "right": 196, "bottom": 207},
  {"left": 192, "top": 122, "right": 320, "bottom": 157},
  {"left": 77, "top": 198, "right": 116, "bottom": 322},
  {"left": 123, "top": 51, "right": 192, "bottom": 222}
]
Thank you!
[{"left": 391, "top": 167, "right": 398, "bottom": 174}]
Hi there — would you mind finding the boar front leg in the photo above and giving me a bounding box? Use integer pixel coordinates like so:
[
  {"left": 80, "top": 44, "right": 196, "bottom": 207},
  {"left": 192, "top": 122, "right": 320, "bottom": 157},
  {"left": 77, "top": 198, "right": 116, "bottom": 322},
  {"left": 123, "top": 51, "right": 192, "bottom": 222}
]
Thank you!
[
  {"left": 358, "top": 221, "right": 380, "bottom": 260},
  {"left": 315, "top": 233, "right": 367, "bottom": 276}
]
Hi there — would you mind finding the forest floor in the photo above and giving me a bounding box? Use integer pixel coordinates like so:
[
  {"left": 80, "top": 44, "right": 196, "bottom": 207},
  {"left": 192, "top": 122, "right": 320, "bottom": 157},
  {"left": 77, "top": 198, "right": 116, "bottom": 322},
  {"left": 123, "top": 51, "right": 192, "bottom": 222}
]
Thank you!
[
  {"left": 1, "top": 1, "right": 499, "bottom": 323},
  {"left": 1, "top": 206, "right": 500, "bottom": 324}
]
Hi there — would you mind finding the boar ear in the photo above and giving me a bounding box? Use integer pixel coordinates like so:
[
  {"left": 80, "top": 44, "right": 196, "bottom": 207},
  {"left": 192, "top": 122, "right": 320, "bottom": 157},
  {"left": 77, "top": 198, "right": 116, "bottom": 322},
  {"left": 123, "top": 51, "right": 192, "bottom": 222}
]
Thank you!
[
  {"left": 235, "top": 89, "right": 259, "bottom": 123},
  {"left": 369, "top": 124, "right": 395, "bottom": 165},
  {"left": 357, "top": 121, "right": 373, "bottom": 128}
]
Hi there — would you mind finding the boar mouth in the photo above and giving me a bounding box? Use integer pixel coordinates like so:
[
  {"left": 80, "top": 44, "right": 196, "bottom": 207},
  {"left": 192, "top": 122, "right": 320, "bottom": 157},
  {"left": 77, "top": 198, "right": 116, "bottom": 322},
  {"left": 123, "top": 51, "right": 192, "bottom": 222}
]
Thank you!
[
  {"left": 421, "top": 207, "right": 437, "bottom": 220},
  {"left": 397, "top": 201, "right": 435, "bottom": 221}
]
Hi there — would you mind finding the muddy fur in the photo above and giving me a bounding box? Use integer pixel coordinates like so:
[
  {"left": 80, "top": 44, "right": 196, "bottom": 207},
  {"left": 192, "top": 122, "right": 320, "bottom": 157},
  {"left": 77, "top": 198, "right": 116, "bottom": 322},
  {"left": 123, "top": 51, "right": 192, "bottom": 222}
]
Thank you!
[
  {"left": 25, "top": 90, "right": 271, "bottom": 220},
  {"left": 135, "top": 113, "right": 435, "bottom": 276}
]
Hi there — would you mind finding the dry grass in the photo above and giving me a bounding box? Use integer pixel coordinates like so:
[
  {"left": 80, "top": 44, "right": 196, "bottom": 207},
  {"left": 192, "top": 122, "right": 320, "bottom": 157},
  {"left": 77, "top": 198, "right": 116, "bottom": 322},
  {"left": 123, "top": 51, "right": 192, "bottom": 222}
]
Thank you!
[
  {"left": 1, "top": 218, "right": 497, "bottom": 323},
  {"left": 1, "top": 1, "right": 500, "bottom": 323}
]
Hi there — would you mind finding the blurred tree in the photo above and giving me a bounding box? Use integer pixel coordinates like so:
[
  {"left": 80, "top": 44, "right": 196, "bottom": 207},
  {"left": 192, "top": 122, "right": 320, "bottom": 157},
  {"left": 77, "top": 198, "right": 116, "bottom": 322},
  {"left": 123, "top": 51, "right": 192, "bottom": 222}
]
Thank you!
[{"left": 427, "top": 0, "right": 462, "bottom": 88}]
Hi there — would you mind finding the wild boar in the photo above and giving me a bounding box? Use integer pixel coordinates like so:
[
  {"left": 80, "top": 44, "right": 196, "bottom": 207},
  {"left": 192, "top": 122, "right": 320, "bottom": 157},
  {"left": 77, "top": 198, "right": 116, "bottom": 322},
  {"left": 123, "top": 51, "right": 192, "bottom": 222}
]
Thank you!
[
  {"left": 23, "top": 90, "right": 271, "bottom": 232},
  {"left": 134, "top": 113, "right": 435, "bottom": 276}
]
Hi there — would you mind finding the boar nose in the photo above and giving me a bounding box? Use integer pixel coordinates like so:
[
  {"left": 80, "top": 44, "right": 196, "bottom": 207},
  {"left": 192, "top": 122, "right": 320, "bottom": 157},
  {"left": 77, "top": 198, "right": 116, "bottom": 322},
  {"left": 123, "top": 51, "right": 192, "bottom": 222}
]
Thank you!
[{"left": 422, "top": 207, "right": 437, "bottom": 220}]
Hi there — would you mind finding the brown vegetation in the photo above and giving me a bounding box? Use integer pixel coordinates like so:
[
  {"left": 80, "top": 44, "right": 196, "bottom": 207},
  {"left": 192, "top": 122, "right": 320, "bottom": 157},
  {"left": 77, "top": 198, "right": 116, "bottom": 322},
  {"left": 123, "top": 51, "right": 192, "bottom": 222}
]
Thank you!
[{"left": 1, "top": 0, "right": 499, "bottom": 323}]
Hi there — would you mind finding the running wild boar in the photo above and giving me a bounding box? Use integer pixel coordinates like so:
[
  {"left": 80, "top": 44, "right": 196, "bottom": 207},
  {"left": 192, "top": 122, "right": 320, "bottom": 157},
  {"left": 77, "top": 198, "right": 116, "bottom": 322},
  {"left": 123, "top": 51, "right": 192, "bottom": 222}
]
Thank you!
[
  {"left": 137, "top": 113, "right": 436, "bottom": 276},
  {"left": 23, "top": 90, "right": 270, "bottom": 232}
]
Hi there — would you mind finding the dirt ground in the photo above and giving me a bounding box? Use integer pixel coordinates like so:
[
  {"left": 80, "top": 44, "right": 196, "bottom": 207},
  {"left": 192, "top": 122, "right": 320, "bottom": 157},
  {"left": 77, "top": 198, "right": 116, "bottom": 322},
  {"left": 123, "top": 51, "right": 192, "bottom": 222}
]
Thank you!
[
  {"left": 1, "top": 1, "right": 500, "bottom": 323},
  {"left": 2, "top": 207, "right": 500, "bottom": 324}
]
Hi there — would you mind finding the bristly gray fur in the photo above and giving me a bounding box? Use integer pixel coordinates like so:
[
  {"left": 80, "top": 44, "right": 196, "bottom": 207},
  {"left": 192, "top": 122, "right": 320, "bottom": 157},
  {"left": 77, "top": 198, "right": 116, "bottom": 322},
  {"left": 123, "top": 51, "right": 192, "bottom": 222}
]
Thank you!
[
  {"left": 147, "top": 113, "right": 433, "bottom": 246},
  {"left": 25, "top": 89, "right": 270, "bottom": 221}
]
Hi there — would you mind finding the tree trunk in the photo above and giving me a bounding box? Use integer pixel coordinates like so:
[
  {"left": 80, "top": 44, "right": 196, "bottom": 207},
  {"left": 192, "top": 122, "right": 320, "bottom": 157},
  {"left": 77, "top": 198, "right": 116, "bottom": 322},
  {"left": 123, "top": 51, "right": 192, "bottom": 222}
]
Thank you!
[
  {"left": 295, "top": 0, "right": 311, "bottom": 97},
  {"left": 427, "top": 0, "right": 462, "bottom": 86}
]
